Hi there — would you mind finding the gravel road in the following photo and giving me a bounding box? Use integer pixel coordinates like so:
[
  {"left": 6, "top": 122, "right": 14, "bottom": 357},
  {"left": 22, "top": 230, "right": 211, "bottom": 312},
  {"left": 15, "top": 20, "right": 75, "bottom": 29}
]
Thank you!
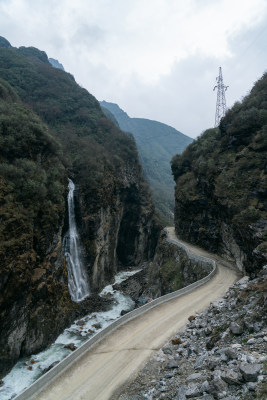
[{"left": 33, "top": 228, "right": 239, "bottom": 400}]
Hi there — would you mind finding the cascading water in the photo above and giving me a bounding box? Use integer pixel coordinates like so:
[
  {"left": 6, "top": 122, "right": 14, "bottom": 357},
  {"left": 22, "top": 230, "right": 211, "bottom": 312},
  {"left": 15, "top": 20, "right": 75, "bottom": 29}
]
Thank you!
[
  {"left": 63, "top": 179, "right": 90, "bottom": 302},
  {"left": 0, "top": 269, "right": 138, "bottom": 399}
]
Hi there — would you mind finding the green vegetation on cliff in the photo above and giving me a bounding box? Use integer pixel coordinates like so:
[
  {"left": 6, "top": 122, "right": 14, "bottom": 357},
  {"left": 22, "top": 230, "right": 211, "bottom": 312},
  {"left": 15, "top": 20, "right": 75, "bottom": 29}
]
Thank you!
[
  {"left": 0, "top": 38, "right": 160, "bottom": 378},
  {"left": 0, "top": 78, "right": 66, "bottom": 270},
  {"left": 171, "top": 72, "right": 267, "bottom": 273},
  {"left": 0, "top": 78, "right": 74, "bottom": 376},
  {"left": 0, "top": 45, "right": 141, "bottom": 197},
  {"left": 0, "top": 39, "right": 154, "bottom": 237},
  {"left": 100, "top": 101, "right": 193, "bottom": 224}
]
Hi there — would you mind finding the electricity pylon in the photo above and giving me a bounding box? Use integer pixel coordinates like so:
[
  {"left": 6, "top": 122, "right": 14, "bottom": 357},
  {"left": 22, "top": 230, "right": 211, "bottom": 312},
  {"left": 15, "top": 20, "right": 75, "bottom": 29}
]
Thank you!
[{"left": 213, "top": 67, "right": 228, "bottom": 127}]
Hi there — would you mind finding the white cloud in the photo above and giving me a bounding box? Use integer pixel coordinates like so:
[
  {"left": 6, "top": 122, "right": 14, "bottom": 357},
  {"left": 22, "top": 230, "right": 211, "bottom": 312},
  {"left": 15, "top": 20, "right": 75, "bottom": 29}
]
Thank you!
[{"left": 0, "top": 0, "right": 267, "bottom": 137}]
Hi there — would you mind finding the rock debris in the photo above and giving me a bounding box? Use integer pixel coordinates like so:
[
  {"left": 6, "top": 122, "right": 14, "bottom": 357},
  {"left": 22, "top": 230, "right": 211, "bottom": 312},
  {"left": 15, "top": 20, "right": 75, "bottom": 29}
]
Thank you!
[{"left": 115, "top": 268, "right": 267, "bottom": 400}]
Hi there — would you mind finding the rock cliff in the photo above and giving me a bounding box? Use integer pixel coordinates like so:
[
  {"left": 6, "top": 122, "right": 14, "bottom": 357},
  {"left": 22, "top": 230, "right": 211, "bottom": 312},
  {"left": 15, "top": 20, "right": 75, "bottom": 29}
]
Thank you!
[
  {"left": 171, "top": 73, "right": 267, "bottom": 275},
  {"left": 114, "top": 230, "right": 214, "bottom": 304},
  {"left": 0, "top": 39, "right": 160, "bottom": 378}
]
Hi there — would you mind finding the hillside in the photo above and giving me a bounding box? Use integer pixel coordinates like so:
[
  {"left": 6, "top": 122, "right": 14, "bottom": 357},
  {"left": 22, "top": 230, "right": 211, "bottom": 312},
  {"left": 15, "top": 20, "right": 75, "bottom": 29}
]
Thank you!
[
  {"left": 100, "top": 101, "right": 193, "bottom": 224},
  {"left": 0, "top": 37, "right": 160, "bottom": 377},
  {"left": 171, "top": 72, "right": 267, "bottom": 274}
]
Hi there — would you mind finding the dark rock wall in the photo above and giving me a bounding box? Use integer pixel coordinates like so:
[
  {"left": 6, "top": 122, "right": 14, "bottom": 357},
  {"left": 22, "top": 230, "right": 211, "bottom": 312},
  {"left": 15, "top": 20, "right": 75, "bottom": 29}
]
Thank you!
[
  {"left": 115, "top": 231, "right": 213, "bottom": 303},
  {"left": 76, "top": 162, "right": 160, "bottom": 293},
  {"left": 0, "top": 191, "right": 79, "bottom": 377}
]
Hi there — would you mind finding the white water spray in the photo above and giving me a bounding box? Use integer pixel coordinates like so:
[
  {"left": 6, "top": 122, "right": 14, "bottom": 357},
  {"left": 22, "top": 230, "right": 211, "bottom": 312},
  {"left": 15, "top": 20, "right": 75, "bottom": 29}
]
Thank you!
[{"left": 63, "top": 179, "right": 90, "bottom": 302}]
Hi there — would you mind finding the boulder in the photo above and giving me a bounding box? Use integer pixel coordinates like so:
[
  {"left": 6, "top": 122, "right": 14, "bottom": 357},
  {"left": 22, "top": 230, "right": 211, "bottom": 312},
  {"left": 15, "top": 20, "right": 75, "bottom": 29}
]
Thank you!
[
  {"left": 206, "top": 335, "right": 220, "bottom": 350},
  {"left": 163, "top": 347, "right": 173, "bottom": 355},
  {"left": 188, "top": 315, "right": 196, "bottom": 322},
  {"left": 208, "top": 377, "right": 228, "bottom": 395},
  {"left": 176, "top": 385, "right": 187, "bottom": 400},
  {"left": 240, "top": 363, "right": 262, "bottom": 382},
  {"left": 247, "top": 338, "right": 256, "bottom": 345},
  {"left": 185, "top": 383, "right": 202, "bottom": 398},
  {"left": 224, "top": 347, "right": 237, "bottom": 360},
  {"left": 172, "top": 337, "right": 182, "bottom": 345},
  {"left": 166, "top": 360, "right": 179, "bottom": 369},
  {"left": 76, "top": 320, "right": 85, "bottom": 326},
  {"left": 92, "top": 323, "right": 101, "bottom": 329},
  {"left": 194, "top": 354, "right": 206, "bottom": 369},
  {"left": 187, "top": 372, "right": 203, "bottom": 382},
  {"left": 221, "top": 369, "right": 241, "bottom": 385},
  {"left": 229, "top": 322, "right": 243, "bottom": 335},
  {"left": 200, "top": 380, "right": 210, "bottom": 393},
  {"left": 207, "top": 357, "right": 219, "bottom": 371},
  {"left": 204, "top": 326, "right": 213, "bottom": 336},
  {"left": 247, "top": 382, "right": 257, "bottom": 391},
  {"left": 64, "top": 343, "right": 77, "bottom": 351}
]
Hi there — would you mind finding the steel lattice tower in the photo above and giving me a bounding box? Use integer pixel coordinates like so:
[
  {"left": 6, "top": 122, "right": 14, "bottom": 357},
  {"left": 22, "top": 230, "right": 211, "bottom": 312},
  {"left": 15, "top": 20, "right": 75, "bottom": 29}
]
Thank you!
[{"left": 213, "top": 67, "right": 228, "bottom": 127}]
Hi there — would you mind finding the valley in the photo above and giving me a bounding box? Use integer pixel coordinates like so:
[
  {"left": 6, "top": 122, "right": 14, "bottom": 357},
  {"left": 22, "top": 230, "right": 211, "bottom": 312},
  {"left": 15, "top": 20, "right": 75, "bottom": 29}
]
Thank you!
[{"left": 0, "top": 35, "right": 266, "bottom": 400}]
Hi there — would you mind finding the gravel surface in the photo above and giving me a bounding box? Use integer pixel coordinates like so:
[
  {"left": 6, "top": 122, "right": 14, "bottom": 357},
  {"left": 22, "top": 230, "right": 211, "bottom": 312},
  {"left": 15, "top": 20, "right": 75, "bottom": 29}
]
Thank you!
[{"left": 116, "top": 268, "right": 267, "bottom": 400}]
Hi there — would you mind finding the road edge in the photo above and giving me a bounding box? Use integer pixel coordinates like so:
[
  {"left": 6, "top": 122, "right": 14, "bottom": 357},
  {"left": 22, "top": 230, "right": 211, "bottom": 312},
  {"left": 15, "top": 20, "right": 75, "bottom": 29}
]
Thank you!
[{"left": 15, "top": 230, "right": 219, "bottom": 400}]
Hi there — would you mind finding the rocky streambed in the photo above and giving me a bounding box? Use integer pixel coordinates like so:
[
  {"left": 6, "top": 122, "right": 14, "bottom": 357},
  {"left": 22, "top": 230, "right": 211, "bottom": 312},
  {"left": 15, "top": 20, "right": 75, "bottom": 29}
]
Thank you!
[
  {"left": 0, "top": 269, "right": 140, "bottom": 400},
  {"left": 116, "top": 267, "right": 267, "bottom": 400}
]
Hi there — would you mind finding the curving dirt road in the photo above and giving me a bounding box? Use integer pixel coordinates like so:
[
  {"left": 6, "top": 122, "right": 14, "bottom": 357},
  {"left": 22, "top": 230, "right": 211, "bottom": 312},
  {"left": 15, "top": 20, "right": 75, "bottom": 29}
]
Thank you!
[{"left": 33, "top": 227, "right": 239, "bottom": 400}]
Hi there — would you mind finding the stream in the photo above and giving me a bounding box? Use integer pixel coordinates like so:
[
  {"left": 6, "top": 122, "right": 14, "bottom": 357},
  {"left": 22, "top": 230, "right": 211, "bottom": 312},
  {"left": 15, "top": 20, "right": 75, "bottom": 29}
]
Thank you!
[{"left": 0, "top": 269, "right": 140, "bottom": 400}]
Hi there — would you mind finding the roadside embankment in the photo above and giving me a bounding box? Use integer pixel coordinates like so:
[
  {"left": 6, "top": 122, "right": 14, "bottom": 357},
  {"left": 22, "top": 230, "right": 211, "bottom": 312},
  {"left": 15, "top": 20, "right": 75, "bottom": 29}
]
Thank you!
[{"left": 117, "top": 269, "right": 267, "bottom": 400}]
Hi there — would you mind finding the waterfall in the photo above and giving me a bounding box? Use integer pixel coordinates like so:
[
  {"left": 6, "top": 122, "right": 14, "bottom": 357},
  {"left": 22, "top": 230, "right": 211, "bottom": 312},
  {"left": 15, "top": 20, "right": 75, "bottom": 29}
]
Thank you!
[{"left": 63, "top": 179, "right": 90, "bottom": 302}]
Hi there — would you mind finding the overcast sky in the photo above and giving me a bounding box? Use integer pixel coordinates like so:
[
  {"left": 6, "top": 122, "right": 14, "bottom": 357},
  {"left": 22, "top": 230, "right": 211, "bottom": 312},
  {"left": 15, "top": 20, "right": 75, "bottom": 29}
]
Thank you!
[{"left": 0, "top": 0, "right": 266, "bottom": 138}]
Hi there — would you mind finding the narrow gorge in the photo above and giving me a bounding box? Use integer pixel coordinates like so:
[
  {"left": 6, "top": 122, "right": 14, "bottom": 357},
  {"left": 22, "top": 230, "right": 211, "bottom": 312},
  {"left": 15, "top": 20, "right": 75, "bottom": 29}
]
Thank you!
[{"left": 0, "top": 36, "right": 266, "bottom": 400}]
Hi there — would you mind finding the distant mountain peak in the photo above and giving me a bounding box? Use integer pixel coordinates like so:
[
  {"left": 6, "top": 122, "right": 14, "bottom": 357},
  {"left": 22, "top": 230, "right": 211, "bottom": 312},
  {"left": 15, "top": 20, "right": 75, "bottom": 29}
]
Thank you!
[
  {"left": 101, "top": 101, "right": 130, "bottom": 120},
  {"left": 0, "top": 36, "right": 12, "bottom": 48},
  {"left": 100, "top": 100, "right": 193, "bottom": 224},
  {"left": 49, "top": 58, "right": 65, "bottom": 71}
]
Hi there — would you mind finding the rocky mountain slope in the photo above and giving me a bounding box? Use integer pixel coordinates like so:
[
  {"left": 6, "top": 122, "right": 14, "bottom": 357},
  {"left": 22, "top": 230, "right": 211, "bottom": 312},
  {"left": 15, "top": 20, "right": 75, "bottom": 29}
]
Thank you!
[
  {"left": 117, "top": 269, "right": 267, "bottom": 400},
  {"left": 0, "top": 37, "right": 160, "bottom": 378},
  {"left": 171, "top": 73, "right": 267, "bottom": 275},
  {"left": 100, "top": 101, "right": 193, "bottom": 224}
]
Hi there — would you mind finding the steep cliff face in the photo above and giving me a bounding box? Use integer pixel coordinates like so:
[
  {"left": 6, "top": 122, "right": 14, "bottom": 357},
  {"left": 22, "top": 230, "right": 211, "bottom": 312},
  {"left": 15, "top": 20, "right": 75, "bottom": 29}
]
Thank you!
[
  {"left": 0, "top": 78, "right": 74, "bottom": 376},
  {"left": 114, "top": 230, "right": 214, "bottom": 303},
  {"left": 171, "top": 73, "right": 267, "bottom": 274},
  {"left": 76, "top": 160, "right": 159, "bottom": 292},
  {"left": 0, "top": 40, "right": 160, "bottom": 377}
]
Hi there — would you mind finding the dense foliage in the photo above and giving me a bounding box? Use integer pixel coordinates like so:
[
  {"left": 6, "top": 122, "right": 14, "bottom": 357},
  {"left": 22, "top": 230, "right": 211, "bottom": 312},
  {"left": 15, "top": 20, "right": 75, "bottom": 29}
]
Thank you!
[
  {"left": 0, "top": 77, "right": 66, "bottom": 277},
  {"left": 0, "top": 44, "right": 144, "bottom": 211},
  {"left": 101, "top": 101, "right": 193, "bottom": 225},
  {"left": 171, "top": 73, "right": 267, "bottom": 272}
]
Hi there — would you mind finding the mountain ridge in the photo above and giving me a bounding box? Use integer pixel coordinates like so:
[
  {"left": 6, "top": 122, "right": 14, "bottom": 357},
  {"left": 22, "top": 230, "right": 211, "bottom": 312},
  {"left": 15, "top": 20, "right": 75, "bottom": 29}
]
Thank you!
[{"left": 100, "top": 101, "right": 193, "bottom": 224}]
